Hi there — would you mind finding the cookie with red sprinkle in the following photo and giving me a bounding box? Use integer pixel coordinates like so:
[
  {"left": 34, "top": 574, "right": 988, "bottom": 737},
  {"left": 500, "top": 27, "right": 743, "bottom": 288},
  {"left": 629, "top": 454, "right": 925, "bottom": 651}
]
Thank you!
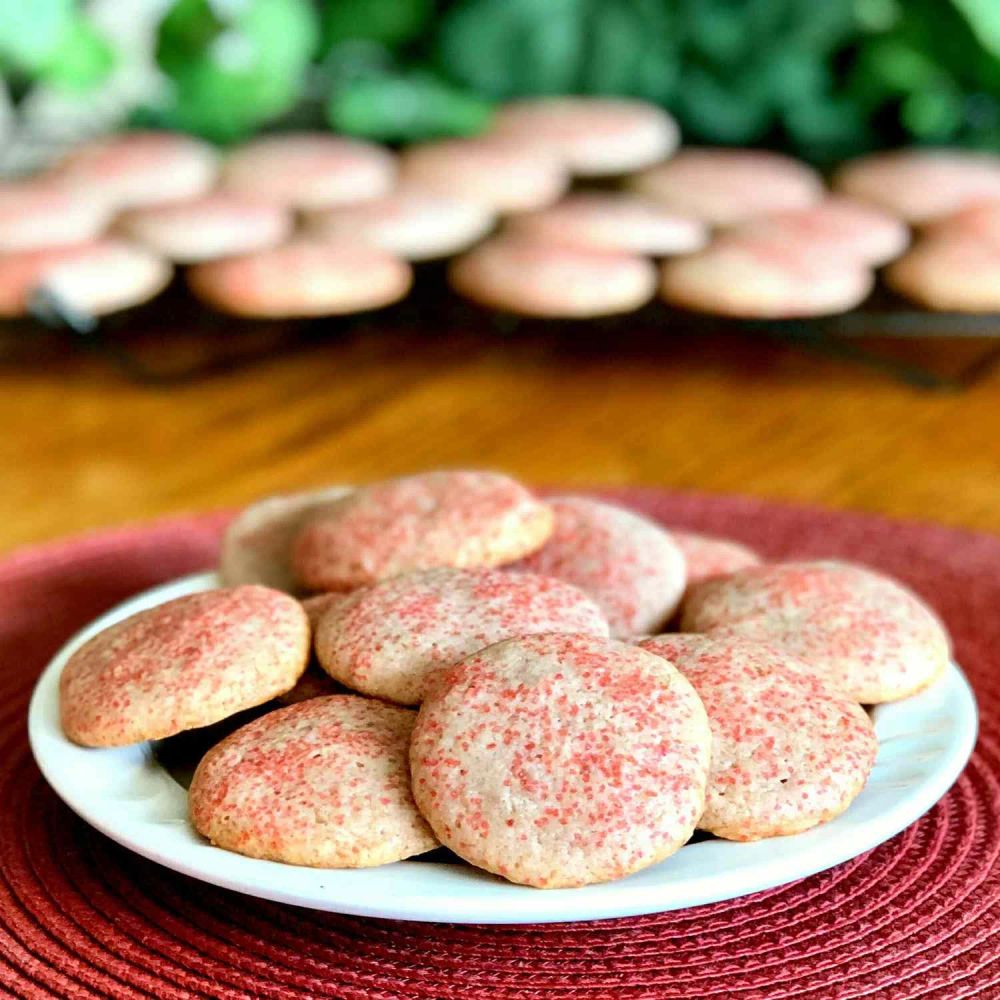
[
  {"left": 190, "top": 695, "right": 437, "bottom": 867},
  {"left": 276, "top": 594, "right": 350, "bottom": 705},
  {"left": 670, "top": 530, "right": 762, "bottom": 587},
  {"left": 639, "top": 634, "right": 878, "bottom": 840},
  {"left": 316, "top": 567, "right": 609, "bottom": 705},
  {"left": 515, "top": 496, "right": 686, "bottom": 637},
  {"left": 292, "top": 471, "right": 553, "bottom": 591},
  {"left": 681, "top": 560, "right": 950, "bottom": 703},
  {"left": 60, "top": 586, "right": 309, "bottom": 747},
  {"left": 219, "top": 485, "right": 352, "bottom": 592},
  {"left": 410, "top": 633, "right": 711, "bottom": 888}
]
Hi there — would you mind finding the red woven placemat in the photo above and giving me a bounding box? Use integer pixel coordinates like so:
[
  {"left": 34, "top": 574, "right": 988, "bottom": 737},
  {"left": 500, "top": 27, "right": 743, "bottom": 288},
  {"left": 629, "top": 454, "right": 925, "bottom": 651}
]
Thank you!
[{"left": 1, "top": 490, "right": 998, "bottom": 1000}]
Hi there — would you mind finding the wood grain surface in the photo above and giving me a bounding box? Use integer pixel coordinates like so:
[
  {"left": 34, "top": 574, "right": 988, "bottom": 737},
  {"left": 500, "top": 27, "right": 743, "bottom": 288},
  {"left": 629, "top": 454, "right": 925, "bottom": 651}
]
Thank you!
[{"left": 3, "top": 312, "right": 1000, "bottom": 553}]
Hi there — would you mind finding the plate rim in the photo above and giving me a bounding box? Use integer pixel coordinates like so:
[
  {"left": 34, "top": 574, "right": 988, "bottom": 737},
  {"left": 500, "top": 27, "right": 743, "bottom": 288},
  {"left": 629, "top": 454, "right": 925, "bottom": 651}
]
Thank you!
[{"left": 28, "top": 571, "right": 979, "bottom": 924}]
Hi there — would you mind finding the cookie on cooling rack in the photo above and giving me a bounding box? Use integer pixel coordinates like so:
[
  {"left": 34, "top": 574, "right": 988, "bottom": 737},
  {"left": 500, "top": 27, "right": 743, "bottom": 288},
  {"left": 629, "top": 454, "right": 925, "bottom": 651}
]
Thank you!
[
  {"left": 489, "top": 98, "right": 679, "bottom": 176},
  {"left": 292, "top": 470, "right": 554, "bottom": 591},
  {"left": 220, "top": 133, "right": 396, "bottom": 210},
  {"left": 187, "top": 240, "right": 413, "bottom": 318},
  {"left": 190, "top": 695, "right": 438, "bottom": 867},
  {"left": 219, "top": 486, "right": 353, "bottom": 592},
  {"left": 60, "top": 586, "right": 309, "bottom": 746},
  {"left": 514, "top": 496, "right": 686, "bottom": 637},
  {"left": 628, "top": 148, "right": 823, "bottom": 226},
  {"left": 410, "top": 633, "right": 711, "bottom": 888},
  {"left": 448, "top": 236, "right": 657, "bottom": 318},
  {"left": 640, "top": 634, "right": 878, "bottom": 840},
  {"left": 681, "top": 560, "right": 950, "bottom": 703},
  {"left": 315, "top": 567, "right": 608, "bottom": 705}
]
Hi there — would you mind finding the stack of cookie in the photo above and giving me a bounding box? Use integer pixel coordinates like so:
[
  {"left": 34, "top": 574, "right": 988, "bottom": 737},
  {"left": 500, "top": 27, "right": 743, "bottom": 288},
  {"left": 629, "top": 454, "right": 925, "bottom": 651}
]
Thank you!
[{"left": 58, "top": 470, "right": 951, "bottom": 889}]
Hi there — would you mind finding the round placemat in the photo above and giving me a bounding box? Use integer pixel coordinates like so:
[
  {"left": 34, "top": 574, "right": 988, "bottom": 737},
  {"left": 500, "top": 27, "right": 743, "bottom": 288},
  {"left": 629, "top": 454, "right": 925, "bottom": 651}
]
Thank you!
[{"left": 1, "top": 490, "right": 997, "bottom": 999}]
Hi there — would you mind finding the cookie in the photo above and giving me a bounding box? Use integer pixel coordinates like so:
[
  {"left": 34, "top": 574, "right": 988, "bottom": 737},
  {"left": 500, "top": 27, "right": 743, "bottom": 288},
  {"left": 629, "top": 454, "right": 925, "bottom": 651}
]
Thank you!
[
  {"left": 220, "top": 133, "right": 396, "bottom": 209},
  {"left": 53, "top": 131, "right": 218, "bottom": 208},
  {"left": 0, "top": 180, "right": 111, "bottom": 251},
  {"left": 925, "top": 200, "right": 1000, "bottom": 242},
  {"left": 490, "top": 98, "right": 679, "bottom": 176},
  {"left": 315, "top": 567, "right": 609, "bottom": 705},
  {"left": 293, "top": 471, "right": 553, "bottom": 591},
  {"left": 219, "top": 486, "right": 353, "bottom": 592},
  {"left": 639, "top": 634, "right": 878, "bottom": 840},
  {"left": 883, "top": 234, "right": 1000, "bottom": 313},
  {"left": 504, "top": 193, "right": 707, "bottom": 256},
  {"left": 116, "top": 193, "right": 292, "bottom": 263},
  {"left": 728, "top": 196, "right": 910, "bottom": 267},
  {"left": 60, "top": 586, "right": 309, "bottom": 747},
  {"left": 670, "top": 531, "right": 762, "bottom": 587},
  {"left": 410, "top": 633, "right": 710, "bottom": 888},
  {"left": 833, "top": 149, "right": 1000, "bottom": 223},
  {"left": 190, "top": 695, "right": 438, "bottom": 867},
  {"left": 515, "top": 496, "right": 686, "bottom": 637},
  {"left": 629, "top": 148, "right": 823, "bottom": 226},
  {"left": 399, "top": 138, "right": 569, "bottom": 213},
  {"left": 305, "top": 190, "right": 495, "bottom": 261},
  {"left": 660, "top": 233, "right": 874, "bottom": 318},
  {"left": 276, "top": 594, "right": 349, "bottom": 705},
  {"left": 681, "top": 560, "right": 950, "bottom": 703},
  {"left": 449, "top": 236, "right": 657, "bottom": 317},
  {"left": 187, "top": 240, "right": 412, "bottom": 318},
  {"left": 0, "top": 240, "right": 171, "bottom": 318}
]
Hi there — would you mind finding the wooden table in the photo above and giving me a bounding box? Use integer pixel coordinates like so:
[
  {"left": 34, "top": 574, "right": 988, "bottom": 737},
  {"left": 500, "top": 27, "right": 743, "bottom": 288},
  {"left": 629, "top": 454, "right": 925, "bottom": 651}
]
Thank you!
[{"left": 4, "top": 315, "right": 1000, "bottom": 553}]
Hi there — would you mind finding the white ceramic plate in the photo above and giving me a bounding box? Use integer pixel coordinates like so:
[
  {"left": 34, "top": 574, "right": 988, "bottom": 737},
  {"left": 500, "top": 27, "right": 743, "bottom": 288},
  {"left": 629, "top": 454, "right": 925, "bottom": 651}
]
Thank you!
[{"left": 29, "top": 572, "right": 978, "bottom": 924}]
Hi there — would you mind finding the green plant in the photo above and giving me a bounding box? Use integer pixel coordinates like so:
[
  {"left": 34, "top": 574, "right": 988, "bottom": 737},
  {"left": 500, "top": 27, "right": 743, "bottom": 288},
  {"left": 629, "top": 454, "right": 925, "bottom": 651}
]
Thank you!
[{"left": 4, "top": 0, "right": 1000, "bottom": 162}]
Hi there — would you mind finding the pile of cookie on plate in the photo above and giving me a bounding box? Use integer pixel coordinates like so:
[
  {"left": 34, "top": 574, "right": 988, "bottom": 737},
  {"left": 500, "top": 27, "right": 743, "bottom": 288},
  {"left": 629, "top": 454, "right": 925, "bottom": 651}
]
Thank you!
[
  {"left": 6, "top": 97, "right": 1000, "bottom": 325},
  {"left": 59, "top": 471, "right": 951, "bottom": 889}
]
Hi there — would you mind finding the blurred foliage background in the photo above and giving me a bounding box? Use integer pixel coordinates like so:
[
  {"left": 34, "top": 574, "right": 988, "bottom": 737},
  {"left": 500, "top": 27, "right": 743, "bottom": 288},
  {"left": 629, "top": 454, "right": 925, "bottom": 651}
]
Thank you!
[{"left": 2, "top": 0, "right": 1000, "bottom": 164}]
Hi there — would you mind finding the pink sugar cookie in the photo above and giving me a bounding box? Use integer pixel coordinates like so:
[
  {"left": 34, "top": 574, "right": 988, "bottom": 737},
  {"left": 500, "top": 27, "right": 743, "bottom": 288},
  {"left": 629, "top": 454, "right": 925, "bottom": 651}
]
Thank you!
[
  {"left": 116, "top": 193, "right": 292, "bottom": 263},
  {"left": 399, "top": 138, "right": 569, "bottom": 213},
  {"left": 190, "top": 695, "right": 437, "bottom": 867},
  {"left": 60, "top": 586, "right": 309, "bottom": 747},
  {"left": 276, "top": 594, "right": 350, "bottom": 706},
  {"left": 410, "top": 633, "right": 711, "bottom": 888},
  {"left": 0, "top": 239, "right": 171, "bottom": 318},
  {"left": 660, "top": 233, "right": 874, "bottom": 318},
  {"left": 220, "top": 133, "right": 396, "bottom": 210},
  {"left": 728, "top": 196, "right": 910, "bottom": 267},
  {"left": 187, "top": 240, "right": 412, "bottom": 318},
  {"left": 316, "top": 567, "right": 609, "bottom": 705},
  {"left": 925, "top": 200, "right": 1000, "bottom": 243},
  {"left": 629, "top": 148, "right": 824, "bottom": 226},
  {"left": 669, "top": 530, "right": 762, "bottom": 587},
  {"left": 293, "top": 471, "right": 553, "bottom": 592},
  {"left": 505, "top": 193, "right": 707, "bottom": 256},
  {"left": 0, "top": 180, "right": 112, "bottom": 251},
  {"left": 515, "top": 496, "right": 685, "bottom": 638},
  {"left": 639, "top": 634, "right": 877, "bottom": 840},
  {"left": 884, "top": 233, "right": 1000, "bottom": 313},
  {"left": 305, "top": 190, "right": 495, "bottom": 261},
  {"left": 53, "top": 131, "right": 218, "bottom": 208},
  {"left": 833, "top": 149, "right": 1000, "bottom": 224},
  {"left": 219, "top": 486, "right": 353, "bottom": 592},
  {"left": 449, "top": 236, "right": 657, "bottom": 318},
  {"left": 490, "top": 98, "right": 679, "bottom": 176},
  {"left": 681, "top": 561, "right": 950, "bottom": 703}
]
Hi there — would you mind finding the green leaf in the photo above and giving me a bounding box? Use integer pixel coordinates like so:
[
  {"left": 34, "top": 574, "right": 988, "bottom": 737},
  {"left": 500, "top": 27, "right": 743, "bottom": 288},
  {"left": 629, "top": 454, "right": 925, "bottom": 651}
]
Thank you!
[
  {"left": 435, "top": 0, "right": 585, "bottom": 98},
  {"left": 950, "top": 0, "right": 1000, "bottom": 59},
  {"left": 321, "top": 0, "right": 433, "bottom": 49},
  {"left": 153, "top": 0, "right": 319, "bottom": 141},
  {"left": 37, "top": 14, "right": 115, "bottom": 91},
  {"left": 327, "top": 68, "right": 492, "bottom": 140},
  {"left": 674, "top": 66, "right": 772, "bottom": 143},
  {"left": 0, "top": 0, "right": 72, "bottom": 72}
]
